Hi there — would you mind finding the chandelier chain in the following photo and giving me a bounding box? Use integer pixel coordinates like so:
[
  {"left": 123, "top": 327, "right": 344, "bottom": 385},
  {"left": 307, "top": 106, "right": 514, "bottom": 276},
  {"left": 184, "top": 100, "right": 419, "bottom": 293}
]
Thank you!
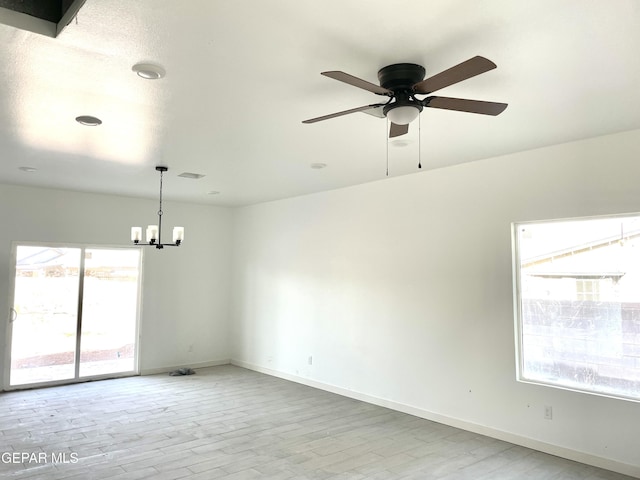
[{"left": 158, "top": 169, "right": 164, "bottom": 216}]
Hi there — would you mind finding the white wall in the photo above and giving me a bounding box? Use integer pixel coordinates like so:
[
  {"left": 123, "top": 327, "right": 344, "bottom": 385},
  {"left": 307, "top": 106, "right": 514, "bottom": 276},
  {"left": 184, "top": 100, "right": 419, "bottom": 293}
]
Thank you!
[
  {"left": 231, "top": 129, "right": 640, "bottom": 475},
  {"left": 0, "top": 184, "right": 232, "bottom": 381}
]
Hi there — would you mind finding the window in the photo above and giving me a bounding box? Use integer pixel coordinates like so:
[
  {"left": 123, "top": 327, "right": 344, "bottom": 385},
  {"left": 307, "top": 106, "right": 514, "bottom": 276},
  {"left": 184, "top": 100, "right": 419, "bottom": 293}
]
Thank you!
[
  {"left": 576, "top": 279, "right": 600, "bottom": 302},
  {"left": 513, "top": 215, "right": 640, "bottom": 401}
]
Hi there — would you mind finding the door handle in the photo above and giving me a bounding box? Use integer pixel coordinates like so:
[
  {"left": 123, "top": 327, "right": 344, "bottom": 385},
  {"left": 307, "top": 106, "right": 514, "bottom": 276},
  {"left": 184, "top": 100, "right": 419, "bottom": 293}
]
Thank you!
[{"left": 9, "top": 307, "right": 17, "bottom": 323}]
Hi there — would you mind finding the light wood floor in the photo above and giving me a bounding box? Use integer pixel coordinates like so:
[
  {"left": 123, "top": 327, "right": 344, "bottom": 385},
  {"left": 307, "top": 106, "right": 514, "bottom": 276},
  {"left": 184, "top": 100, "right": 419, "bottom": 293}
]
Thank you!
[{"left": 0, "top": 365, "right": 635, "bottom": 479}]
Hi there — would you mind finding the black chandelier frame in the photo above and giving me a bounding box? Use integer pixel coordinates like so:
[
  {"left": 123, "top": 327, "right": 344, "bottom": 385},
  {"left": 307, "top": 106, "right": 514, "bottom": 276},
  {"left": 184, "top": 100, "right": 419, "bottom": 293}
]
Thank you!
[{"left": 132, "top": 166, "right": 183, "bottom": 249}]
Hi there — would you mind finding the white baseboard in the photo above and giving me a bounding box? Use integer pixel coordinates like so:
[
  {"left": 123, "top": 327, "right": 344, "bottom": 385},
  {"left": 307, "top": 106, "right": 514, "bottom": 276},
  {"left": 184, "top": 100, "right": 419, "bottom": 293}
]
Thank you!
[
  {"left": 141, "top": 359, "right": 230, "bottom": 376},
  {"left": 231, "top": 359, "right": 640, "bottom": 479}
]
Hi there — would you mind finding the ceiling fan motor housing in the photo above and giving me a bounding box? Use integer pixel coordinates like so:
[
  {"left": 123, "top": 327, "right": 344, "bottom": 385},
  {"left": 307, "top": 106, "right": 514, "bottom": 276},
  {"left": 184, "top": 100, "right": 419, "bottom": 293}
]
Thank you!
[
  {"left": 379, "top": 63, "right": 426, "bottom": 118},
  {"left": 377, "top": 63, "right": 426, "bottom": 91}
]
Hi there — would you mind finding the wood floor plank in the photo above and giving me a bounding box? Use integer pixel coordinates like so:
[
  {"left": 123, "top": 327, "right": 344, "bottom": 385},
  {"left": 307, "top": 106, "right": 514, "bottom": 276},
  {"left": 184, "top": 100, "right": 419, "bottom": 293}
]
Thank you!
[{"left": 0, "top": 365, "right": 636, "bottom": 479}]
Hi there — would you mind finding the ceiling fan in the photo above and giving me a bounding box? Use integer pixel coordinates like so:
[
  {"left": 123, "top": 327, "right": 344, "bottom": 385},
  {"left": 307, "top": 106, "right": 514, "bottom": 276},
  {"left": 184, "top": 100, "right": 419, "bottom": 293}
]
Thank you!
[{"left": 302, "top": 56, "right": 507, "bottom": 138}]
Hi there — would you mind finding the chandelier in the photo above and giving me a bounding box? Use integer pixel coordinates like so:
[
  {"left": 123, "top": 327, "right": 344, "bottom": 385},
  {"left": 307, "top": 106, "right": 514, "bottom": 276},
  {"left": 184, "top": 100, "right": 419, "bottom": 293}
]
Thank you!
[{"left": 131, "top": 166, "right": 184, "bottom": 249}]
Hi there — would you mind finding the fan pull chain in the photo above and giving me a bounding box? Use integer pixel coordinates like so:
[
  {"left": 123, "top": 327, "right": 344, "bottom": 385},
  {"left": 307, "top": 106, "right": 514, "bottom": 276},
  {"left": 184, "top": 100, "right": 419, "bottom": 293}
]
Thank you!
[
  {"left": 418, "top": 113, "right": 422, "bottom": 169},
  {"left": 386, "top": 118, "right": 389, "bottom": 176}
]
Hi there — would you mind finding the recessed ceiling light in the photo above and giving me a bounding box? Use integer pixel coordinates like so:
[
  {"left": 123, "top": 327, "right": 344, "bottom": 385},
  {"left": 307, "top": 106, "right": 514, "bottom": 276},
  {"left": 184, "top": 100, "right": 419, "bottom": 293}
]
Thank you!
[
  {"left": 18, "top": 166, "right": 37, "bottom": 172},
  {"left": 75, "top": 115, "right": 102, "bottom": 126},
  {"left": 310, "top": 163, "right": 327, "bottom": 169},
  {"left": 132, "top": 63, "right": 166, "bottom": 80},
  {"left": 178, "top": 172, "right": 205, "bottom": 179}
]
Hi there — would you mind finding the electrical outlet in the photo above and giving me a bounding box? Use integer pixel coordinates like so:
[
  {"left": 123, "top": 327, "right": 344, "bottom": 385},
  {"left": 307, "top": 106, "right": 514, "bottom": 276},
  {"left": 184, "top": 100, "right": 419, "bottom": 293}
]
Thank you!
[
  {"left": 188, "top": 344, "right": 194, "bottom": 353},
  {"left": 308, "top": 355, "right": 313, "bottom": 365},
  {"left": 544, "top": 405, "right": 553, "bottom": 420}
]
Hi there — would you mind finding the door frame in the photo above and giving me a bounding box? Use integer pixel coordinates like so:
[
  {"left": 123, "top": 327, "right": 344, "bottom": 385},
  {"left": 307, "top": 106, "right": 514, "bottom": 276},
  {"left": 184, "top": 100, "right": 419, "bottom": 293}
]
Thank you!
[{"left": 3, "top": 241, "right": 144, "bottom": 391}]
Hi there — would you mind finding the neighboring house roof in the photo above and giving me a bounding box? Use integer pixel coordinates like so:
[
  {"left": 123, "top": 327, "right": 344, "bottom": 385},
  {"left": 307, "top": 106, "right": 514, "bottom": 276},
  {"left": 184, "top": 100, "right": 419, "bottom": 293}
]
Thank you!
[
  {"left": 526, "top": 272, "right": 625, "bottom": 280},
  {"left": 521, "top": 229, "right": 640, "bottom": 269},
  {"left": 16, "top": 248, "right": 65, "bottom": 269}
]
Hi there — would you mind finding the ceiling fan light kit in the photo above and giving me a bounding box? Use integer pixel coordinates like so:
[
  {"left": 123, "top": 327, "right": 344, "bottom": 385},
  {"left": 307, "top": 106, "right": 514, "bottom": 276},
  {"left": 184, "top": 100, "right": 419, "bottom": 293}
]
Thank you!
[
  {"left": 131, "top": 166, "right": 184, "bottom": 249},
  {"left": 303, "top": 56, "right": 507, "bottom": 138},
  {"left": 385, "top": 105, "right": 421, "bottom": 125}
]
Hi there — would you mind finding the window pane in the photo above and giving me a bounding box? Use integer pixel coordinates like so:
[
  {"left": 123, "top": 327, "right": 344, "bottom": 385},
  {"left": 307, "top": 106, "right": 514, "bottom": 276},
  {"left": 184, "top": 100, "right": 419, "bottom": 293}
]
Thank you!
[
  {"left": 515, "top": 215, "right": 640, "bottom": 400},
  {"left": 10, "top": 247, "right": 81, "bottom": 385},
  {"left": 79, "top": 248, "right": 140, "bottom": 377}
]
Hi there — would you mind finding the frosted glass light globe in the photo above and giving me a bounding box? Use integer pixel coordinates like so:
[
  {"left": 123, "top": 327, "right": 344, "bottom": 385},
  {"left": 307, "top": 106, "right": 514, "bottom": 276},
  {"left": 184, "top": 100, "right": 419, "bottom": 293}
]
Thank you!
[{"left": 386, "top": 105, "right": 420, "bottom": 125}]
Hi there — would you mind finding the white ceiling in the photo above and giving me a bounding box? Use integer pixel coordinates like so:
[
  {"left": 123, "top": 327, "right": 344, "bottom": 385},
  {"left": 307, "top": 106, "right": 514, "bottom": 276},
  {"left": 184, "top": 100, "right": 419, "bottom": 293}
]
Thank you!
[{"left": 1, "top": 0, "right": 639, "bottom": 206}]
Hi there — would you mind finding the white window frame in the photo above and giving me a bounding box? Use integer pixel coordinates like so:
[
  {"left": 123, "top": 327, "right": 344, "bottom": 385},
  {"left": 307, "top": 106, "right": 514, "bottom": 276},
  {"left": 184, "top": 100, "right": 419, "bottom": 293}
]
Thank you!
[{"left": 512, "top": 214, "right": 640, "bottom": 402}]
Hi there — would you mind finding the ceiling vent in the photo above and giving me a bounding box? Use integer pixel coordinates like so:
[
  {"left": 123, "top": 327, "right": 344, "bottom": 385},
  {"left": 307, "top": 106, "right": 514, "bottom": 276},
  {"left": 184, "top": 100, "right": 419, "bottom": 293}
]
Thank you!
[
  {"left": 0, "top": 0, "right": 87, "bottom": 37},
  {"left": 178, "top": 172, "right": 206, "bottom": 180}
]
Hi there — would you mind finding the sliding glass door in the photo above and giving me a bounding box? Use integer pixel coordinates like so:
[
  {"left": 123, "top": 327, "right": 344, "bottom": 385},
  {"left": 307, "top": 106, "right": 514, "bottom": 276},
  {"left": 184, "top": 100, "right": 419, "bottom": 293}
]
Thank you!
[{"left": 8, "top": 244, "right": 141, "bottom": 388}]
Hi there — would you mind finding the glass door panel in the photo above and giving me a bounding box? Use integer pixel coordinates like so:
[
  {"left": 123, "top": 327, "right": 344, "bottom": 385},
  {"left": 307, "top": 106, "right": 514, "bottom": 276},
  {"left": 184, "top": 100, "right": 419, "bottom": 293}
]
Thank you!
[
  {"left": 8, "top": 244, "right": 141, "bottom": 388},
  {"left": 79, "top": 248, "right": 140, "bottom": 377},
  {"left": 10, "top": 246, "right": 82, "bottom": 386}
]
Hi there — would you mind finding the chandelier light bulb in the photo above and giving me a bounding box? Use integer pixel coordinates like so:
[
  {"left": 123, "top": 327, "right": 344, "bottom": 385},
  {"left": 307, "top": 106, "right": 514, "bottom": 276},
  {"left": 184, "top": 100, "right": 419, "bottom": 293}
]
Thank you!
[
  {"left": 131, "top": 227, "right": 142, "bottom": 243},
  {"left": 173, "top": 226, "right": 184, "bottom": 244},
  {"left": 147, "top": 225, "right": 158, "bottom": 243}
]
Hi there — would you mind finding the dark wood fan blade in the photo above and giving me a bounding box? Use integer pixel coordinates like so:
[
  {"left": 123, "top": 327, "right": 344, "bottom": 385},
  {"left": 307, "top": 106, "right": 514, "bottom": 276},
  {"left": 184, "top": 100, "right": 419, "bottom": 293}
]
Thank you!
[
  {"left": 322, "top": 71, "right": 392, "bottom": 96},
  {"left": 413, "top": 56, "right": 497, "bottom": 94},
  {"left": 389, "top": 122, "right": 409, "bottom": 138},
  {"left": 302, "top": 104, "right": 386, "bottom": 124},
  {"left": 424, "top": 96, "right": 508, "bottom": 116},
  {"left": 361, "top": 105, "right": 386, "bottom": 118}
]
